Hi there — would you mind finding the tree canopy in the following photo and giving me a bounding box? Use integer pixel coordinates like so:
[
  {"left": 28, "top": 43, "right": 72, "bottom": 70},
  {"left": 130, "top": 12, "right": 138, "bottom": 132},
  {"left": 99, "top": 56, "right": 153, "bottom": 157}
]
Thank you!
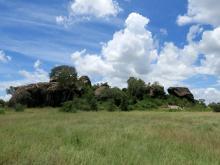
[{"left": 50, "top": 65, "right": 78, "bottom": 87}]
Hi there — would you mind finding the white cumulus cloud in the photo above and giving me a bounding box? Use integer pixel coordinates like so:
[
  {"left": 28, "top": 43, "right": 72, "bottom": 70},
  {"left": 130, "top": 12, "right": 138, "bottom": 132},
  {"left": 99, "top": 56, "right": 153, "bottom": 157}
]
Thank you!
[
  {"left": 177, "top": 0, "right": 220, "bottom": 26},
  {"left": 56, "top": 0, "right": 121, "bottom": 25},
  {"left": 71, "top": 12, "right": 158, "bottom": 87},
  {"left": 70, "top": 0, "right": 121, "bottom": 18}
]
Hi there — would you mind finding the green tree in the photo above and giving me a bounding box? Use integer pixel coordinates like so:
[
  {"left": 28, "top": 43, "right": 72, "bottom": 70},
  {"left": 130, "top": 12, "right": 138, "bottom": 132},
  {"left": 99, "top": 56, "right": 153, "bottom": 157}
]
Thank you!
[
  {"left": 50, "top": 65, "right": 78, "bottom": 87},
  {"left": 107, "top": 99, "right": 117, "bottom": 112},
  {"left": 209, "top": 103, "right": 220, "bottom": 112},
  {"left": 127, "top": 77, "right": 146, "bottom": 100},
  {"left": 84, "top": 87, "right": 98, "bottom": 111},
  {"left": 0, "top": 99, "right": 5, "bottom": 107},
  {"left": 120, "top": 95, "right": 129, "bottom": 111},
  {"left": 147, "top": 82, "right": 166, "bottom": 98},
  {"left": 100, "top": 87, "right": 125, "bottom": 106}
]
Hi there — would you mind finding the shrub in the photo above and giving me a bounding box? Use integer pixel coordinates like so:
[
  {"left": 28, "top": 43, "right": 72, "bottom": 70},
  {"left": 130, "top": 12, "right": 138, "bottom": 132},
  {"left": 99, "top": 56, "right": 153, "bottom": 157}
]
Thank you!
[
  {"left": 209, "top": 103, "right": 220, "bottom": 112},
  {"left": 0, "top": 99, "right": 5, "bottom": 107},
  {"left": 188, "top": 101, "right": 208, "bottom": 112},
  {"left": 50, "top": 65, "right": 77, "bottom": 80},
  {"left": 61, "top": 97, "right": 98, "bottom": 113},
  {"left": 83, "top": 88, "right": 98, "bottom": 111},
  {"left": 166, "top": 95, "right": 193, "bottom": 107},
  {"left": 120, "top": 96, "right": 129, "bottom": 111},
  {"left": 127, "top": 77, "right": 146, "bottom": 100},
  {"left": 50, "top": 65, "right": 78, "bottom": 88},
  {"left": 146, "top": 82, "right": 166, "bottom": 98},
  {"left": 107, "top": 99, "right": 117, "bottom": 112},
  {"left": 99, "top": 87, "right": 125, "bottom": 106},
  {"left": 60, "top": 101, "right": 77, "bottom": 113},
  {"left": 0, "top": 108, "right": 5, "bottom": 114},
  {"left": 14, "top": 104, "right": 25, "bottom": 112},
  {"left": 89, "top": 98, "right": 98, "bottom": 111}
]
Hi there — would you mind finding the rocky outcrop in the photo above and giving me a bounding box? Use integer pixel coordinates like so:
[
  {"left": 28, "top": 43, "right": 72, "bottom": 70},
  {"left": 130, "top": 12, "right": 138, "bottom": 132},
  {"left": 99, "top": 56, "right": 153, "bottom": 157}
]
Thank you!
[
  {"left": 9, "top": 82, "right": 80, "bottom": 107},
  {"left": 94, "top": 83, "right": 109, "bottom": 98},
  {"left": 168, "top": 87, "right": 194, "bottom": 102},
  {"left": 147, "top": 85, "right": 166, "bottom": 98},
  {"left": 79, "top": 76, "right": 91, "bottom": 87},
  {"left": 9, "top": 75, "right": 92, "bottom": 107}
]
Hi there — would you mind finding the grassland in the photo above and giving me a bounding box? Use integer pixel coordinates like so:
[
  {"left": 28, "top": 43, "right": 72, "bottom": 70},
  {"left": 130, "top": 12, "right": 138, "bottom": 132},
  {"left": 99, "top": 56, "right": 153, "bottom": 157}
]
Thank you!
[{"left": 0, "top": 109, "right": 220, "bottom": 165}]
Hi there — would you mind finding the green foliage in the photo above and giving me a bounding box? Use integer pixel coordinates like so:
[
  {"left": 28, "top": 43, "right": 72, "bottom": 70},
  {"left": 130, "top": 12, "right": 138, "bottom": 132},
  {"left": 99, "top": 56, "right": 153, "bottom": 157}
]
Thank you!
[
  {"left": 166, "top": 95, "right": 193, "bottom": 107},
  {"left": 133, "top": 100, "right": 158, "bottom": 110},
  {"left": 14, "top": 104, "right": 25, "bottom": 112},
  {"left": 83, "top": 87, "right": 98, "bottom": 111},
  {"left": 107, "top": 99, "right": 117, "bottom": 112},
  {"left": 209, "top": 103, "right": 220, "bottom": 112},
  {"left": 127, "top": 77, "right": 146, "bottom": 100},
  {"left": 100, "top": 87, "right": 125, "bottom": 106},
  {"left": 61, "top": 95, "right": 99, "bottom": 113},
  {"left": 50, "top": 65, "right": 78, "bottom": 87},
  {"left": 0, "top": 99, "right": 5, "bottom": 107},
  {"left": 120, "top": 96, "right": 129, "bottom": 111},
  {"left": 74, "top": 98, "right": 90, "bottom": 111},
  {"left": 133, "top": 97, "right": 166, "bottom": 111},
  {"left": 89, "top": 98, "right": 98, "bottom": 111},
  {"left": 189, "top": 100, "right": 208, "bottom": 112},
  {"left": 50, "top": 65, "right": 77, "bottom": 79},
  {"left": 0, "top": 108, "right": 5, "bottom": 114},
  {"left": 146, "top": 82, "right": 166, "bottom": 98},
  {"left": 60, "top": 101, "right": 77, "bottom": 113}
]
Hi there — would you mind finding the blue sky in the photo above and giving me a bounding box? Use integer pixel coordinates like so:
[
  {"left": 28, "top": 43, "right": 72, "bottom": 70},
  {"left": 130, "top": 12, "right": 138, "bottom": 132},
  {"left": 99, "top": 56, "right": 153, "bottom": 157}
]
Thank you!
[{"left": 1, "top": 0, "right": 220, "bottom": 103}]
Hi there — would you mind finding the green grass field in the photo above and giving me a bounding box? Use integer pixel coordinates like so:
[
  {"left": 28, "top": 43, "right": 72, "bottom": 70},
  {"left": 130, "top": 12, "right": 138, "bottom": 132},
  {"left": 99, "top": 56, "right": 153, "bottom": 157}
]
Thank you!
[{"left": 0, "top": 109, "right": 220, "bottom": 165}]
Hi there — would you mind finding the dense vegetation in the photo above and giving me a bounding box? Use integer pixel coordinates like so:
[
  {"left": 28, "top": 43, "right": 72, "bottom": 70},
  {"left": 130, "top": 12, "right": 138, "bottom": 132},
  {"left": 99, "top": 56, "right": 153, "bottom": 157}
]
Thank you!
[
  {"left": 3, "top": 65, "right": 219, "bottom": 112},
  {"left": 48, "top": 66, "right": 208, "bottom": 112},
  {"left": 209, "top": 103, "right": 220, "bottom": 112}
]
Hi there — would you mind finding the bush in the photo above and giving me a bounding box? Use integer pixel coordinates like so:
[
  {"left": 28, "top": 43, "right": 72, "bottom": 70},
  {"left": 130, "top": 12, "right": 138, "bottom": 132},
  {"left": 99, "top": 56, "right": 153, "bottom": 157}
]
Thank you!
[
  {"left": 188, "top": 101, "right": 208, "bottom": 112},
  {"left": 132, "top": 97, "right": 166, "bottom": 111},
  {"left": 99, "top": 87, "right": 125, "bottom": 106},
  {"left": 107, "top": 99, "right": 117, "bottom": 112},
  {"left": 145, "top": 82, "right": 166, "bottom": 99},
  {"left": 60, "top": 101, "right": 77, "bottom": 113},
  {"left": 0, "top": 99, "right": 5, "bottom": 107},
  {"left": 133, "top": 100, "right": 158, "bottom": 110},
  {"left": 127, "top": 77, "right": 146, "bottom": 100},
  {"left": 61, "top": 97, "right": 98, "bottom": 113},
  {"left": 83, "top": 88, "right": 98, "bottom": 111},
  {"left": 14, "top": 104, "right": 25, "bottom": 112},
  {"left": 120, "top": 96, "right": 129, "bottom": 111},
  {"left": 50, "top": 65, "right": 78, "bottom": 88},
  {"left": 166, "top": 95, "right": 193, "bottom": 107},
  {"left": 0, "top": 108, "right": 5, "bottom": 114},
  {"left": 209, "top": 103, "right": 220, "bottom": 112},
  {"left": 89, "top": 98, "right": 98, "bottom": 111}
]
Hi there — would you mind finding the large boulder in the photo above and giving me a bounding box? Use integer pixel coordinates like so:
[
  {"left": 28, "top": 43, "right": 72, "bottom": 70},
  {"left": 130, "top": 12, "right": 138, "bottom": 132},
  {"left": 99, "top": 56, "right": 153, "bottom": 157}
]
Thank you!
[
  {"left": 9, "top": 83, "right": 49, "bottom": 107},
  {"left": 9, "top": 82, "right": 78, "bottom": 107},
  {"left": 168, "top": 87, "right": 194, "bottom": 102},
  {"left": 79, "top": 76, "right": 91, "bottom": 87},
  {"left": 94, "top": 83, "right": 109, "bottom": 98},
  {"left": 146, "top": 85, "right": 166, "bottom": 98}
]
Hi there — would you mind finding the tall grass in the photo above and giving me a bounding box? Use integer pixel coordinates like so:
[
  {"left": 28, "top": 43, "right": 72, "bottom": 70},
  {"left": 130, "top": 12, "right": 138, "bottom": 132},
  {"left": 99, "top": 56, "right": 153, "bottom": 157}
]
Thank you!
[{"left": 0, "top": 109, "right": 220, "bottom": 164}]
